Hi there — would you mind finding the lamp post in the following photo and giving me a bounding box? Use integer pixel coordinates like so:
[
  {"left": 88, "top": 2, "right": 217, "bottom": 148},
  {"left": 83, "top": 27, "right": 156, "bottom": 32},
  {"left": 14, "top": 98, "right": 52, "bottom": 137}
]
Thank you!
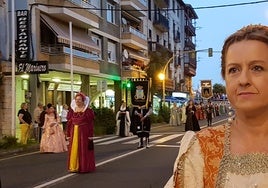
[{"left": 158, "top": 55, "right": 176, "bottom": 104}]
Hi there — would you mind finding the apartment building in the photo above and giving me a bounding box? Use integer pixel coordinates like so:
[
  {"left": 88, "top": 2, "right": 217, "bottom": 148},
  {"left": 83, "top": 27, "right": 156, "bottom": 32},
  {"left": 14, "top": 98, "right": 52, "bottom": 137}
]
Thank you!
[{"left": 0, "top": 0, "right": 197, "bottom": 137}]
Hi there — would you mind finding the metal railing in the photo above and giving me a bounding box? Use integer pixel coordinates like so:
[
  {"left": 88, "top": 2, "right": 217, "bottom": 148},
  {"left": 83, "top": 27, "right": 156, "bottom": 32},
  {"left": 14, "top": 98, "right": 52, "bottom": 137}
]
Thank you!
[
  {"left": 40, "top": 44, "right": 100, "bottom": 60},
  {"left": 68, "top": 0, "right": 101, "bottom": 16},
  {"left": 122, "top": 25, "right": 147, "bottom": 40}
]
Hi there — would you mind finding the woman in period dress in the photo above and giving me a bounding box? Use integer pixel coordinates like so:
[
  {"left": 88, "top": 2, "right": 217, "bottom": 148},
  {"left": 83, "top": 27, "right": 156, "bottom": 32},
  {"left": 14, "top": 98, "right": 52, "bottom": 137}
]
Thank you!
[
  {"left": 66, "top": 92, "right": 95, "bottom": 173},
  {"left": 185, "top": 100, "right": 200, "bottom": 131},
  {"left": 116, "top": 101, "right": 131, "bottom": 137},
  {"left": 169, "top": 103, "right": 179, "bottom": 126},
  {"left": 40, "top": 103, "right": 67, "bottom": 153},
  {"left": 170, "top": 24, "right": 268, "bottom": 187}
]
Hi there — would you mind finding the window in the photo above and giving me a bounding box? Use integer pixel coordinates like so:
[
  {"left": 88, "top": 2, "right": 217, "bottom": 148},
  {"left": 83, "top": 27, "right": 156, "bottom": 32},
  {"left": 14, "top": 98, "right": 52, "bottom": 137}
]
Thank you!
[
  {"left": 107, "top": 41, "right": 116, "bottom": 63},
  {"left": 92, "top": 35, "right": 102, "bottom": 60},
  {"left": 107, "top": 3, "right": 115, "bottom": 24}
]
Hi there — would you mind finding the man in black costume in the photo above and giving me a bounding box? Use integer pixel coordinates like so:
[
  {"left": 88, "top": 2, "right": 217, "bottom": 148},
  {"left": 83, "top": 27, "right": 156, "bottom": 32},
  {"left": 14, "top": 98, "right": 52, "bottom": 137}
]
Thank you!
[{"left": 131, "top": 102, "right": 152, "bottom": 148}]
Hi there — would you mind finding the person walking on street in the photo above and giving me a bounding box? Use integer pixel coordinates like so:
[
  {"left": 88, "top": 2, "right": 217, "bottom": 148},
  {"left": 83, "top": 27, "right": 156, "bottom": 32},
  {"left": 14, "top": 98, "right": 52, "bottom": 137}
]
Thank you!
[
  {"left": 169, "top": 103, "right": 179, "bottom": 126},
  {"left": 61, "top": 104, "right": 69, "bottom": 135},
  {"left": 33, "top": 102, "right": 43, "bottom": 142},
  {"left": 40, "top": 103, "right": 67, "bottom": 153},
  {"left": 171, "top": 24, "right": 268, "bottom": 187},
  {"left": 132, "top": 102, "right": 152, "bottom": 148},
  {"left": 115, "top": 101, "right": 131, "bottom": 137},
  {"left": 185, "top": 100, "right": 200, "bottom": 131},
  {"left": 17, "top": 102, "right": 32, "bottom": 145},
  {"left": 206, "top": 100, "right": 213, "bottom": 126},
  {"left": 66, "top": 92, "right": 95, "bottom": 173}
]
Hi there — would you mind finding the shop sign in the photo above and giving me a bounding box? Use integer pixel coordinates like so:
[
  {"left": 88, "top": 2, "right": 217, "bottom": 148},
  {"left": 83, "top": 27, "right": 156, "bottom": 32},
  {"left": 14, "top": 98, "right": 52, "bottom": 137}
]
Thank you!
[
  {"left": 16, "top": 10, "right": 29, "bottom": 61},
  {"left": 17, "top": 61, "right": 49, "bottom": 74}
]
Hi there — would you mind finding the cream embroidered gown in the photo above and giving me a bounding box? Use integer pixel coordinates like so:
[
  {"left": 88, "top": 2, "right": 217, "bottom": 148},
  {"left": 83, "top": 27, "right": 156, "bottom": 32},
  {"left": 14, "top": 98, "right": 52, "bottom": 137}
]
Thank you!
[{"left": 168, "top": 125, "right": 268, "bottom": 188}]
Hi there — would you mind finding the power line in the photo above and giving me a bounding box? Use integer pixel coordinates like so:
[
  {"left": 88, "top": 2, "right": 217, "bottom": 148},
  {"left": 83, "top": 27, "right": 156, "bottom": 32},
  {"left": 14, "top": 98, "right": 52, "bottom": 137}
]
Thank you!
[
  {"left": 30, "top": 1, "right": 268, "bottom": 12},
  {"left": 193, "top": 0, "right": 268, "bottom": 10}
]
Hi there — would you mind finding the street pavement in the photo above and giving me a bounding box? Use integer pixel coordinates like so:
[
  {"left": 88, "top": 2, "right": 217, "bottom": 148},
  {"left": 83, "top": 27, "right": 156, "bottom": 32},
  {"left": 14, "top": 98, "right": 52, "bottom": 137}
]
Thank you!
[{"left": 0, "top": 113, "right": 229, "bottom": 158}]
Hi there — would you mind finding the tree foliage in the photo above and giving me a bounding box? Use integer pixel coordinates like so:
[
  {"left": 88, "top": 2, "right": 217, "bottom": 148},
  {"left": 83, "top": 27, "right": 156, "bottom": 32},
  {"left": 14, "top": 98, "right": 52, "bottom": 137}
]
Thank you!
[
  {"left": 213, "top": 83, "right": 226, "bottom": 94},
  {"left": 145, "top": 49, "right": 173, "bottom": 96}
]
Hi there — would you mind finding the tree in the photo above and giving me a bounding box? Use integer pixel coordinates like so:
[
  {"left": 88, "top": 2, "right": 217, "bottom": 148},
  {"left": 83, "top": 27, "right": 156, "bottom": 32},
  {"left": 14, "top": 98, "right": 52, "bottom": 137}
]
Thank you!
[
  {"left": 213, "top": 83, "right": 226, "bottom": 94},
  {"left": 145, "top": 48, "right": 173, "bottom": 98}
]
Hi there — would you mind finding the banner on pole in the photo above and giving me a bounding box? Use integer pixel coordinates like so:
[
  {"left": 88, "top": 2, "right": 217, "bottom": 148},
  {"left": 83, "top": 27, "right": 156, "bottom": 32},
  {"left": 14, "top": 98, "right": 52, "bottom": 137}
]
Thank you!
[
  {"left": 201, "top": 80, "right": 213, "bottom": 99},
  {"left": 129, "top": 78, "right": 149, "bottom": 107}
]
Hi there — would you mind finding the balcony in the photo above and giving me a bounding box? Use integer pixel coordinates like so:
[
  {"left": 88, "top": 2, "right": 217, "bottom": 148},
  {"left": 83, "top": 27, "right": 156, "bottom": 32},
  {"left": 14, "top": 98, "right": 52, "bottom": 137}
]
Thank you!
[
  {"left": 185, "top": 38, "right": 195, "bottom": 49},
  {"left": 38, "top": 0, "right": 99, "bottom": 29},
  {"left": 148, "top": 41, "right": 173, "bottom": 55},
  {"left": 153, "top": 13, "right": 169, "bottom": 32},
  {"left": 39, "top": 44, "right": 100, "bottom": 74},
  {"left": 185, "top": 21, "right": 196, "bottom": 36},
  {"left": 121, "top": 65, "right": 147, "bottom": 78},
  {"left": 68, "top": 0, "right": 101, "bottom": 16},
  {"left": 121, "top": 0, "right": 147, "bottom": 17},
  {"left": 184, "top": 60, "right": 197, "bottom": 77},
  {"left": 154, "top": 0, "right": 169, "bottom": 8},
  {"left": 121, "top": 26, "right": 148, "bottom": 50},
  {"left": 156, "top": 78, "right": 175, "bottom": 92}
]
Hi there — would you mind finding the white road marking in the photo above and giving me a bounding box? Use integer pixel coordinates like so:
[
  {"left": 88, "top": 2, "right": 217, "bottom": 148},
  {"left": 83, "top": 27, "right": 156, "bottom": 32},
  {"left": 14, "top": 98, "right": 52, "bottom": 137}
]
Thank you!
[
  {"left": 96, "top": 135, "right": 135, "bottom": 145},
  {"left": 93, "top": 135, "right": 118, "bottom": 143},
  {"left": 151, "top": 134, "right": 184, "bottom": 144},
  {"left": 123, "top": 134, "right": 162, "bottom": 144}
]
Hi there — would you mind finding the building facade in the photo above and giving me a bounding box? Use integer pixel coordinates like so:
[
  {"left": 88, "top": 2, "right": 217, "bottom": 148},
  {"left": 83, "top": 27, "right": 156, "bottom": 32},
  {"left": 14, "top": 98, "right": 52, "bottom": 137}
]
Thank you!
[{"left": 0, "top": 0, "right": 197, "bottom": 137}]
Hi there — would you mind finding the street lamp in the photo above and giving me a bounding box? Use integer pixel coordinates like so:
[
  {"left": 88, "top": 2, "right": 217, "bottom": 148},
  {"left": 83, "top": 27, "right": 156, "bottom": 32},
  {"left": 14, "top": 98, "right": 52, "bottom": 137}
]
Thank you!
[
  {"left": 158, "top": 72, "right": 165, "bottom": 102},
  {"left": 158, "top": 55, "right": 176, "bottom": 103}
]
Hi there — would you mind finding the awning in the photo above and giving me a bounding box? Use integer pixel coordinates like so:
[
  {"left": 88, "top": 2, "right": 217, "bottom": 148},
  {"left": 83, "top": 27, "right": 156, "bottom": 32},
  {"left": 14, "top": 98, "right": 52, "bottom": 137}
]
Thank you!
[{"left": 41, "top": 14, "right": 100, "bottom": 52}]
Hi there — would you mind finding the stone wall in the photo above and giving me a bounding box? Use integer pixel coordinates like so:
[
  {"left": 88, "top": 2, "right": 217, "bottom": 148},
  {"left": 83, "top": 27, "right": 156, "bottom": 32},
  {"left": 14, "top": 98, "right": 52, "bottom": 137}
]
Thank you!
[{"left": 0, "top": 61, "right": 13, "bottom": 137}]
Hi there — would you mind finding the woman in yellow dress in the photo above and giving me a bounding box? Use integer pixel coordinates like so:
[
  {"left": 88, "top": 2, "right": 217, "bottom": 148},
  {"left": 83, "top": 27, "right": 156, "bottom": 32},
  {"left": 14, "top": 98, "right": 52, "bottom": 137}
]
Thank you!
[{"left": 66, "top": 92, "right": 95, "bottom": 173}]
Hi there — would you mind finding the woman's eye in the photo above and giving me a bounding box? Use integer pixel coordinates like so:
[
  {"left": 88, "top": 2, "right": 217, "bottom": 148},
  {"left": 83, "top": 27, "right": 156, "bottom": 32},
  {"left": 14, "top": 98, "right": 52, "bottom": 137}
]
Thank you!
[
  {"left": 252, "top": 65, "right": 263, "bottom": 71},
  {"left": 228, "top": 67, "right": 238, "bottom": 74}
]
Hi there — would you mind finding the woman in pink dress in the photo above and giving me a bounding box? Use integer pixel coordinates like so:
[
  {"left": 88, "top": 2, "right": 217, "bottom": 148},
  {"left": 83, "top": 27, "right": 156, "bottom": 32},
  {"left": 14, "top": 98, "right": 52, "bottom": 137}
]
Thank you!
[
  {"left": 66, "top": 92, "right": 95, "bottom": 173},
  {"left": 40, "top": 103, "right": 67, "bottom": 153}
]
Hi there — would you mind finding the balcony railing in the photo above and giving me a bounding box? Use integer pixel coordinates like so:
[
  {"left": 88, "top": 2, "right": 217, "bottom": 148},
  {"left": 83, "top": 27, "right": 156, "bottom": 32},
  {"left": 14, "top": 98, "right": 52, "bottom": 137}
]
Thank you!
[
  {"left": 122, "top": 25, "right": 147, "bottom": 40},
  {"left": 153, "top": 13, "right": 169, "bottom": 32},
  {"left": 185, "top": 21, "right": 196, "bottom": 36},
  {"left": 138, "top": 0, "right": 147, "bottom": 7},
  {"left": 40, "top": 44, "right": 100, "bottom": 61},
  {"left": 68, "top": 0, "right": 100, "bottom": 16}
]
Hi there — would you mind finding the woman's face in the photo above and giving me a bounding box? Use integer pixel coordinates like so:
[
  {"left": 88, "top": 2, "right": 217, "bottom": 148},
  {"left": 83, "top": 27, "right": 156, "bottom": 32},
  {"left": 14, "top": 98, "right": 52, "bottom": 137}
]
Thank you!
[
  {"left": 75, "top": 96, "right": 84, "bottom": 107},
  {"left": 48, "top": 106, "right": 55, "bottom": 113},
  {"left": 225, "top": 40, "right": 268, "bottom": 113}
]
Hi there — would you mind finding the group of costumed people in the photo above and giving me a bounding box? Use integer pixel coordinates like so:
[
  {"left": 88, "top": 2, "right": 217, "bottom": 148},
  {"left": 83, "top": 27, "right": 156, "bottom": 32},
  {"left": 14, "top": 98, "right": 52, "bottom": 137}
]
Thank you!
[
  {"left": 169, "top": 103, "right": 186, "bottom": 126},
  {"left": 116, "top": 101, "right": 153, "bottom": 148},
  {"left": 38, "top": 92, "right": 95, "bottom": 173}
]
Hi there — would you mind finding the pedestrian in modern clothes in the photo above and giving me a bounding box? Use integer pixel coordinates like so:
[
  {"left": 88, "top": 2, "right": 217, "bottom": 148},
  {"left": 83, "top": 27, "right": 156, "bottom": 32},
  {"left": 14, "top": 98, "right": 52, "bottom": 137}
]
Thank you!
[
  {"left": 33, "top": 102, "right": 43, "bottom": 142},
  {"left": 17, "top": 102, "right": 32, "bottom": 145},
  {"left": 66, "top": 92, "right": 96, "bottom": 173},
  {"left": 61, "top": 104, "right": 69, "bottom": 135}
]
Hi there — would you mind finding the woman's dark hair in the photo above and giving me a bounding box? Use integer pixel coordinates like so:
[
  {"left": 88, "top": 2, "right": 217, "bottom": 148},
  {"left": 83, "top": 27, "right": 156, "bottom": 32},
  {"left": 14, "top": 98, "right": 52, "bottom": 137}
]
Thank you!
[{"left": 47, "top": 103, "right": 57, "bottom": 119}]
